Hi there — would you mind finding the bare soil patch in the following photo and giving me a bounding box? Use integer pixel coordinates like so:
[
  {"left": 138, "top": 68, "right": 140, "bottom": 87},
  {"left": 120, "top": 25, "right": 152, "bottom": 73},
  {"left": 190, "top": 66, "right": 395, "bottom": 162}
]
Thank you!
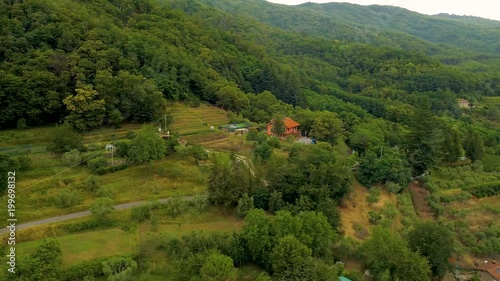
[{"left": 408, "top": 181, "right": 434, "bottom": 220}]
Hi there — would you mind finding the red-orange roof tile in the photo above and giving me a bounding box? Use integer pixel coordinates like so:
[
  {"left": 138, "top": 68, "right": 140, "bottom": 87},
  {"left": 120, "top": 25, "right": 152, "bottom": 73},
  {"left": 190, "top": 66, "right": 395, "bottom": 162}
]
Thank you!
[{"left": 284, "top": 117, "right": 300, "bottom": 129}]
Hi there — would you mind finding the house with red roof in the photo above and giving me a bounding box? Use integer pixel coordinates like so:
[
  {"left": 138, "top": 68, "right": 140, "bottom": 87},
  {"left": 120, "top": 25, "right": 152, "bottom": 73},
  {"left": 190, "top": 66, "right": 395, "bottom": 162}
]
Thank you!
[{"left": 267, "top": 117, "right": 300, "bottom": 137}]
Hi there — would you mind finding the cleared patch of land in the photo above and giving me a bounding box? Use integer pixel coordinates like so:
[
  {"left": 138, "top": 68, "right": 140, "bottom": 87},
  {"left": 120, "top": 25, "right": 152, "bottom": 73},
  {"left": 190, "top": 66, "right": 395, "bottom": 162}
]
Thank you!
[{"left": 339, "top": 182, "right": 398, "bottom": 239}]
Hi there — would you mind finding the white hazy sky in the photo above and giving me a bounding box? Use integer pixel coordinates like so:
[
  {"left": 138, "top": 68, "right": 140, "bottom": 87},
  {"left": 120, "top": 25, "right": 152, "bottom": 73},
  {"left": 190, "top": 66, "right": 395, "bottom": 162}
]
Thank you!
[{"left": 267, "top": 0, "right": 500, "bottom": 21}]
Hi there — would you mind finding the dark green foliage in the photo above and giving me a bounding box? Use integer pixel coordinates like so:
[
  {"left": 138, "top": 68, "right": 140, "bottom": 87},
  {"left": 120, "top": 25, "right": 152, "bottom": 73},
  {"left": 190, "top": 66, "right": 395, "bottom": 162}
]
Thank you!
[
  {"left": 130, "top": 205, "right": 151, "bottom": 222},
  {"left": 271, "top": 236, "right": 312, "bottom": 281},
  {"left": 405, "top": 98, "right": 444, "bottom": 175},
  {"left": 408, "top": 222, "right": 454, "bottom": 279},
  {"left": 112, "top": 140, "right": 131, "bottom": 158},
  {"left": 236, "top": 193, "right": 254, "bottom": 218},
  {"left": 464, "top": 129, "right": 485, "bottom": 161},
  {"left": 62, "top": 256, "right": 124, "bottom": 281},
  {"left": 253, "top": 141, "right": 273, "bottom": 160},
  {"left": 14, "top": 239, "right": 62, "bottom": 281},
  {"left": 252, "top": 188, "right": 270, "bottom": 210},
  {"left": 362, "top": 227, "right": 432, "bottom": 281},
  {"left": 61, "top": 219, "right": 116, "bottom": 233},
  {"left": 87, "top": 156, "right": 108, "bottom": 173},
  {"left": 317, "top": 198, "right": 342, "bottom": 231},
  {"left": 199, "top": 254, "right": 237, "bottom": 281},
  {"left": 357, "top": 148, "right": 412, "bottom": 187},
  {"left": 95, "top": 164, "right": 128, "bottom": 175},
  {"left": 128, "top": 125, "right": 166, "bottom": 165},
  {"left": 208, "top": 154, "right": 253, "bottom": 207},
  {"left": 47, "top": 125, "right": 83, "bottom": 154}
]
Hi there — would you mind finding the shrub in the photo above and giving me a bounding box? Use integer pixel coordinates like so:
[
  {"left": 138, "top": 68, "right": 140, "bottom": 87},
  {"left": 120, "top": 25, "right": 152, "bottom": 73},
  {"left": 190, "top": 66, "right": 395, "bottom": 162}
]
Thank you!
[
  {"left": 79, "top": 176, "right": 99, "bottom": 192},
  {"left": 368, "top": 211, "right": 382, "bottom": 224},
  {"left": 130, "top": 205, "right": 151, "bottom": 222},
  {"left": 252, "top": 188, "right": 270, "bottom": 210},
  {"left": 90, "top": 197, "right": 114, "bottom": 220},
  {"left": 53, "top": 189, "right": 82, "bottom": 208},
  {"left": 95, "top": 164, "right": 128, "bottom": 175},
  {"left": 267, "top": 137, "right": 280, "bottom": 148},
  {"left": 236, "top": 194, "right": 254, "bottom": 218},
  {"left": 113, "top": 139, "right": 131, "bottom": 158},
  {"left": 63, "top": 149, "right": 82, "bottom": 167},
  {"left": 465, "top": 181, "right": 500, "bottom": 198},
  {"left": 48, "top": 124, "right": 83, "bottom": 154},
  {"left": 61, "top": 219, "right": 116, "bottom": 233},
  {"left": 97, "top": 186, "right": 116, "bottom": 199},
  {"left": 386, "top": 182, "right": 403, "bottom": 194},
  {"left": 366, "top": 188, "right": 381, "bottom": 205},
  {"left": 87, "top": 156, "right": 107, "bottom": 173},
  {"left": 17, "top": 118, "right": 27, "bottom": 129}
]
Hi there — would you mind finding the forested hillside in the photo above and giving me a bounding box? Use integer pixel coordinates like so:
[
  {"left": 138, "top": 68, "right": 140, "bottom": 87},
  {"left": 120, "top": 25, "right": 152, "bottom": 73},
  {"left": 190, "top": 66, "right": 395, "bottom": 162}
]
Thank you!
[
  {"left": 1, "top": 0, "right": 500, "bottom": 280},
  {"left": 204, "top": 0, "right": 500, "bottom": 58},
  {"left": 2, "top": 0, "right": 500, "bottom": 130}
]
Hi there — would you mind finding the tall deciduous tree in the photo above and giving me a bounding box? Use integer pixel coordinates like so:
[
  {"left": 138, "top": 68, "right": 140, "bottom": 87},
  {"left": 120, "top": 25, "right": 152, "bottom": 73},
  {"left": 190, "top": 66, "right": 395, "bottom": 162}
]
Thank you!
[
  {"left": 200, "top": 254, "right": 238, "bottom": 281},
  {"left": 63, "top": 83, "right": 106, "bottom": 131},
  {"left": 271, "top": 235, "right": 312, "bottom": 281},
  {"left": 127, "top": 125, "right": 165, "bottom": 165},
  {"left": 15, "top": 239, "right": 62, "bottom": 281},
  {"left": 362, "top": 227, "right": 431, "bottom": 281},
  {"left": 311, "top": 112, "right": 344, "bottom": 144},
  {"left": 408, "top": 222, "right": 454, "bottom": 280}
]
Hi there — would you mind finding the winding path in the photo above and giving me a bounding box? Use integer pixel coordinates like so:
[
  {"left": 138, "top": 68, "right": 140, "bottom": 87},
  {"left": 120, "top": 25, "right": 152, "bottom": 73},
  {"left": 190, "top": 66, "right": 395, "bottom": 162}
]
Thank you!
[{"left": 0, "top": 196, "right": 194, "bottom": 234}]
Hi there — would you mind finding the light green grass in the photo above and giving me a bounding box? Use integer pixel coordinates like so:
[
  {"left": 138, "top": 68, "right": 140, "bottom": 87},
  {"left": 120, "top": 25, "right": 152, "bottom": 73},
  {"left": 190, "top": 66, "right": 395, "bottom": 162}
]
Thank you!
[
  {"left": 13, "top": 206, "right": 242, "bottom": 267},
  {"left": 15, "top": 228, "right": 135, "bottom": 267}
]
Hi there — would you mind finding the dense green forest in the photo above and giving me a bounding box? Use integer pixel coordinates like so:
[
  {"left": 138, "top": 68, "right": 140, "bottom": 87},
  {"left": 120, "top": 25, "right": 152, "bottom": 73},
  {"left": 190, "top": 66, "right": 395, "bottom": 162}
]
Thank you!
[{"left": 1, "top": 0, "right": 500, "bottom": 280}]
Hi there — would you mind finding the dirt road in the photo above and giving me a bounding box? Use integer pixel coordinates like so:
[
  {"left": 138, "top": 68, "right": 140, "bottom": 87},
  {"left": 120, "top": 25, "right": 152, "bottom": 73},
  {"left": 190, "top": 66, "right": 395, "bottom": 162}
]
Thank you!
[{"left": 408, "top": 181, "right": 435, "bottom": 220}]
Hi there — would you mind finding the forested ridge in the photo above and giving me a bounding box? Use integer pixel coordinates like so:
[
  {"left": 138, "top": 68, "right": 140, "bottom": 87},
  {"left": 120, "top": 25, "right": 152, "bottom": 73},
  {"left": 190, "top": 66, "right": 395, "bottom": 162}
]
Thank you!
[{"left": 1, "top": 0, "right": 500, "bottom": 130}]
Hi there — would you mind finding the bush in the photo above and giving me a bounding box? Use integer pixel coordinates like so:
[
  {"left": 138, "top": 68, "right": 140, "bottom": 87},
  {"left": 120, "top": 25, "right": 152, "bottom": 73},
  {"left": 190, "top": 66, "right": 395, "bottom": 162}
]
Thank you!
[
  {"left": 48, "top": 124, "right": 83, "bottom": 154},
  {"left": 63, "top": 149, "right": 82, "bottom": 167},
  {"left": 113, "top": 139, "right": 131, "bottom": 158},
  {"left": 53, "top": 189, "right": 82, "bottom": 208},
  {"left": 61, "top": 219, "right": 116, "bottom": 233},
  {"left": 366, "top": 188, "right": 381, "bottom": 205},
  {"left": 95, "top": 164, "right": 128, "bottom": 175},
  {"left": 236, "top": 194, "right": 254, "bottom": 218},
  {"left": 386, "top": 182, "right": 403, "bottom": 194},
  {"left": 268, "top": 137, "right": 280, "bottom": 148},
  {"left": 87, "top": 156, "right": 108, "bottom": 173},
  {"left": 79, "top": 176, "right": 99, "bottom": 192},
  {"left": 97, "top": 186, "right": 116, "bottom": 199},
  {"left": 465, "top": 181, "right": 500, "bottom": 198},
  {"left": 130, "top": 205, "right": 151, "bottom": 222},
  {"left": 252, "top": 188, "right": 270, "bottom": 210}
]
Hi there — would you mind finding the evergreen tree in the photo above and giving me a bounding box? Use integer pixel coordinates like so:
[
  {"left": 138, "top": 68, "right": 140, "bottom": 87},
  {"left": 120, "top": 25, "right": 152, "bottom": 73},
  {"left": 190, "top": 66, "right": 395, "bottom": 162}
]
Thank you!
[{"left": 405, "top": 98, "right": 443, "bottom": 175}]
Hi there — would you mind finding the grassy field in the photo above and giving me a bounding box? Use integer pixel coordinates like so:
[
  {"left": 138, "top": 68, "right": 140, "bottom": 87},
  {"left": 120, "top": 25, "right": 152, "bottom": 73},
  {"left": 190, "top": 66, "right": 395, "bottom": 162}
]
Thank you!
[{"left": 12, "top": 206, "right": 242, "bottom": 267}]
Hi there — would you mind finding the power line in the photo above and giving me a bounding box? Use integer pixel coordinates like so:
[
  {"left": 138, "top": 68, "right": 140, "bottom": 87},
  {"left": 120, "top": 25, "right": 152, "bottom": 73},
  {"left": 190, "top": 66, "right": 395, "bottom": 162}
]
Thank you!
[
  {"left": 2, "top": 115, "right": 168, "bottom": 199},
  {"left": 1, "top": 150, "right": 102, "bottom": 199}
]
